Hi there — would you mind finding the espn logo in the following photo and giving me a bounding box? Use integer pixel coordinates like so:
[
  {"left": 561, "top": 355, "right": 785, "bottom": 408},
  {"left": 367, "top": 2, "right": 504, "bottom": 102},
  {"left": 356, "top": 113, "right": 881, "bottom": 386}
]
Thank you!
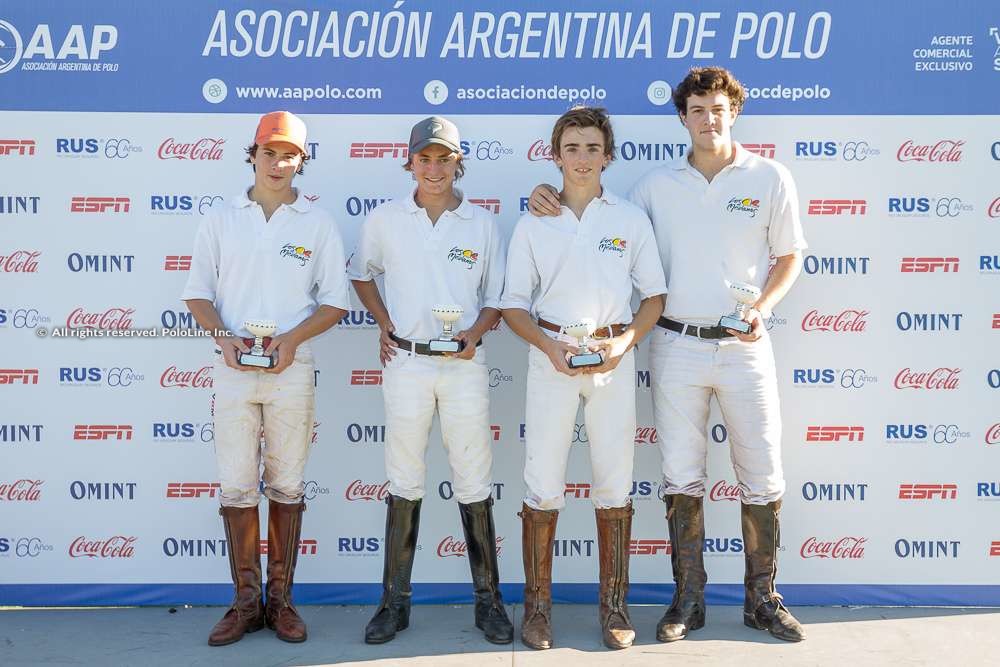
[
  {"left": 70, "top": 196, "right": 131, "bottom": 213},
  {"left": 73, "top": 424, "right": 134, "bottom": 441},
  {"left": 630, "top": 539, "right": 671, "bottom": 555},
  {"left": 807, "top": 199, "right": 867, "bottom": 215},
  {"left": 469, "top": 198, "right": 501, "bottom": 214},
  {"left": 900, "top": 257, "right": 959, "bottom": 273},
  {"left": 564, "top": 483, "right": 591, "bottom": 499},
  {"left": 350, "top": 370, "right": 382, "bottom": 386},
  {"left": 260, "top": 539, "right": 318, "bottom": 555},
  {"left": 166, "top": 482, "right": 221, "bottom": 498},
  {"left": 898, "top": 483, "right": 958, "bottom": 500},
  {"left": 164, "top": 255, "right": 192, "bottom": 271},
  {"left": 990, "top": 541, "right": 1000, "bottom": 557},
  {"left": 806, "top": 426, "right": 864, "bottom": 443},
  {"left": 0, "top": 140, "right": 37, "bottom": 156},
  {"left": 742, "top": 143, "right": 776, "bottom": 159},
  {"left": 348, "top": 143, "right": 408, "bottom": 159},
  {"left": 0, "top": 369, "right": 39, "bottom": 385},
  {"left": 490, "top": 425, "right": 501, "bottom": 441}
]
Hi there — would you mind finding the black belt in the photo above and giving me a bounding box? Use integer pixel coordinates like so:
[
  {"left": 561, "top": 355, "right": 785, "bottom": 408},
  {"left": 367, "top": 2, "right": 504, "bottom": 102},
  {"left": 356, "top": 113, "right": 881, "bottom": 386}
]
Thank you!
[
  {"left": 656, "top": 317, "right": 734, "bottom": 340},
  {"left": 390, "top": 332, "right": 481, "bottom": 356}
]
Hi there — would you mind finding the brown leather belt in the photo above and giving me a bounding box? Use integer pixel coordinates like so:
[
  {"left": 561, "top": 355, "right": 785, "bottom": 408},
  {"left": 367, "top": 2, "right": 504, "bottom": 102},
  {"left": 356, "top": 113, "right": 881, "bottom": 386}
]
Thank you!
[{"left": 537, "top": 318, "right": 628, "bottom": 340}]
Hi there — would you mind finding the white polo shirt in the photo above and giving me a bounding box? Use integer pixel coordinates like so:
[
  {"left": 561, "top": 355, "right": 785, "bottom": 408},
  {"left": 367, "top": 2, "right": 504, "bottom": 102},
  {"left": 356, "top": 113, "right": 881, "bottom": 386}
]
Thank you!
[
  {"left": 182, "top": 189, "right": 351, "bottom": 338},
  {"left": 629, "top": 142, "right": 807, "bottom": 325},
  {"left": 347, "top": 188, "right": 506, "bottom": 341},
  {"left": 500, "top": 189, "right": 666, "bottom": 328}
]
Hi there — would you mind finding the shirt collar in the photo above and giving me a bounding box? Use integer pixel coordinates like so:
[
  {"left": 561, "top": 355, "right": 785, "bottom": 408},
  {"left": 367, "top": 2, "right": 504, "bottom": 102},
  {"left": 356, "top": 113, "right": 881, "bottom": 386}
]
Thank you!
[
  {"left": 232, "top": 188, "right": 311, "bottom": 212},
  {"left": 671, "top": 141, "right": 754, "bottom": 172},
  {"left": 404, "top": 187, "right": 475, "bottom": 220},
  {"left": 730, "top": 142, "right": 754, "bottom": 169},
  {"left": 596, "top": 187, "right": 619, "bottom": 206}
]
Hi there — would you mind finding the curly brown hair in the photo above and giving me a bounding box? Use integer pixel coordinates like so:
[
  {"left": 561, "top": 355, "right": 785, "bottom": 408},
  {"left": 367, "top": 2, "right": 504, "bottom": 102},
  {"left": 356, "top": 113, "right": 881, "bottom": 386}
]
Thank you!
[
  {"left": 551, "top": 106, "right": 616, "bottom": 166},
  {"left": 672, "top": 67, "right": 747, "bottom": 117}
]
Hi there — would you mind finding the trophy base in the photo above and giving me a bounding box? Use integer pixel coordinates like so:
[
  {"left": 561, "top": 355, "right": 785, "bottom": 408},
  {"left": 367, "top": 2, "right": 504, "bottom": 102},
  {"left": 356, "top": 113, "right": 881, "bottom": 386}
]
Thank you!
[
  {"left": 568, "top": 352, "right": 604, "bottom": 369},
  {"left": 238, "top": 352, "right": 276, "bottom": 369},
  {"left": 719, "top": 315, "right": 752, "bottom": 335},
  {"left": 428, "top": 339, "right": 463, "bottom": 353}
]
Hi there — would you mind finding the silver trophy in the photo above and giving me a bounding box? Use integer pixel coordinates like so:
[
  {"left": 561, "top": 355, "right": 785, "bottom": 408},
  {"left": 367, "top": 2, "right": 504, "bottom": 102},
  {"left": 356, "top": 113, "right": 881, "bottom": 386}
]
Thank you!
[
  {"left": 239, "top": 319, "right": 277, "bottom": 368},
  {"left": 563, "top": 320, "right": 604, "bottom": 369},
  {"left": 429, "top": 305, "right": 464, "bottom": 353},
  {"left": 718, "top": 281, "right": 762, "bottom": 335}
]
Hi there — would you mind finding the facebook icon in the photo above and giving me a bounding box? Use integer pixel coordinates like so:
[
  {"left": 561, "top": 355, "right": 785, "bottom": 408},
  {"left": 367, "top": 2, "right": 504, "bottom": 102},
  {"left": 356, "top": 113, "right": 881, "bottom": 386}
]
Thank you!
[{"left": 424, "top": 79, "right": 449, "bottom": 105}]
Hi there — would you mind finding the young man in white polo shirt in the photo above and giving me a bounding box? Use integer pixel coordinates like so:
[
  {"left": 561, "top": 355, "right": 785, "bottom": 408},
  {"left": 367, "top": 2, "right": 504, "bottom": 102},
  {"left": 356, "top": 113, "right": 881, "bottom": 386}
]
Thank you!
[
  {"left": 502, "top": 107, "right": 666, "bottom": 651},
  {"left": 348, "top": 116, "right": 513, "bottom": 645},
  {"left": 183, "top": 111, "right": 350, "bottom": 646},
  {"left": 528, "top": 68, "right": 807, "bottom": 643}
]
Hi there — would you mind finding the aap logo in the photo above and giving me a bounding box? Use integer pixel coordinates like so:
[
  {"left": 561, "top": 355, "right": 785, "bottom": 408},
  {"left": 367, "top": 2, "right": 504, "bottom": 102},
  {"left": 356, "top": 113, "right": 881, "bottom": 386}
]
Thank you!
[{"left": 0, "top": 20, "right": 23, "bottom": 75}]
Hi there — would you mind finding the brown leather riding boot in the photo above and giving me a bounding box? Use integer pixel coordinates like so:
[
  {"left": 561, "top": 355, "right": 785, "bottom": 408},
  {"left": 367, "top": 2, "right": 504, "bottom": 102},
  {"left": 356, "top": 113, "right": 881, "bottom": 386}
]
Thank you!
[
  {"left": 742, "top": 500, "right": 805, "bottom": 642},
  {"left": 265, "top": 499, "right": 308, "bottom": 643},
  {"left": 656, "top": 494, "right": 707, "bottom": 642},
  {"left": 519, "top": 503, "right": 558, "bottom": 650},
  {"left": 595, "top": 504, "right": 636, "bottom": 650},
  {"left": 208, "top": 505, "right": 266, "bottom": 646}
]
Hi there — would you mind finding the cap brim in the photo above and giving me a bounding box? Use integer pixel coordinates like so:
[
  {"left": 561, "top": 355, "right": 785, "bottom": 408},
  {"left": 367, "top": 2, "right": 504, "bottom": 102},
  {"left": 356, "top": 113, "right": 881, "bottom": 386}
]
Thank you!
[
  {"left": 410, "top": 137, "right": 461, "bottom": 154},
  {"left": 257, "top": 133, "right": 306, "bottom": 153}
]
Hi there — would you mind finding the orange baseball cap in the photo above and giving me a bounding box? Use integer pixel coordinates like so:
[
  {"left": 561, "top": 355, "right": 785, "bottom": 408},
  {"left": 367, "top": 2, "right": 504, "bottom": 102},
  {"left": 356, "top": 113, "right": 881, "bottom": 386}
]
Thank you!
[{"left": 254, "top": 111, "right": 307, "bottom": 154}]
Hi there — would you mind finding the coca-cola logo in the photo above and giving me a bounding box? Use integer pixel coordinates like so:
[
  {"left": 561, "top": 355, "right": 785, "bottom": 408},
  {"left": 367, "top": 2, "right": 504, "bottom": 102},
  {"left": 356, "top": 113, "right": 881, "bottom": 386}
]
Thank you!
[
  {"left": 69, "top": 535, "right": 137, "bottom": 558},
  {"left": 344, "top": 480, "right": 389, "bottom": 502},
  {"left": 709, "top": 480, "right": 741, "bottom": 502},
  {"left": 0, "top": 479, "right": 43, "bottom": 502},
  {"left": 800, "top": 536, "right": 866, "bottom": 559},
  {"left": 527, "top": 140, "right": 553, "bottom": 162},
  {"left": 66, "top": 307, "right": 135, "bottom": 330},
  {"left": 157, "top": 138, "right": 225, "bottom": 161},
  {"left": 894, "top": 367, "right": 961, "bottom": 390},
  {"left": 0, "top": 250, "right": 41, "bottom": 273},
  {"left": 801, "top": 309, "right": 869, "bottom": 332},
  {"left": 986, "top": 423, "right": 1000, "bottom": 445},
  {"left": 634, "top": 426, "right": 658, "bottom": 444},
  {"left": 437, "top": 535, "right": 504, "bottom": 558},
  {"left": 896, "top": 139, "right": 964, "bottom": 163},
  {"left": 989, "top": 198, "right": 1000, "bottom": 219},
  {"left": 160, "top": 365, "right": 213, "bottom": 389}
]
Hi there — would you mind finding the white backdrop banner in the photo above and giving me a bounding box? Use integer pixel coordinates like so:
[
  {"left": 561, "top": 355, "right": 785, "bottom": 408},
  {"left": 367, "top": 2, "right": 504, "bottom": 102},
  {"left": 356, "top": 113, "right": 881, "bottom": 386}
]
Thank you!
[{"left": 1, "top": 0, "right": 999, "bottom": 607}]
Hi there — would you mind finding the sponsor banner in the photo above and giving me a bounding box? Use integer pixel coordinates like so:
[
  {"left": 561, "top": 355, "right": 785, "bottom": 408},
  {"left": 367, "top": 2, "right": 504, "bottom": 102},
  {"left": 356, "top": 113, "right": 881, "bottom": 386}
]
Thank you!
[{"left": 1, "top": 3, "right": 997, "bottom": 114}]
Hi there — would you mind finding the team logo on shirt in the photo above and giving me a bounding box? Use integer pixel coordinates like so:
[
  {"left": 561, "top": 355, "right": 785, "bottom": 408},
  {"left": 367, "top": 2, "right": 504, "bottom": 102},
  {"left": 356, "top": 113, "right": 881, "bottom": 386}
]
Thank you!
[
  {"left": 726, "top": 197, "right": 761, "bottom": 218},
  {"left": 447, "top": 246, "right": 479, "bottom": 269},
  {"left": 597, "top": 237, "right": 627, "bottom": 256},
  {"left": 280, "top": 243, "right": 313, "bottom": 266}
]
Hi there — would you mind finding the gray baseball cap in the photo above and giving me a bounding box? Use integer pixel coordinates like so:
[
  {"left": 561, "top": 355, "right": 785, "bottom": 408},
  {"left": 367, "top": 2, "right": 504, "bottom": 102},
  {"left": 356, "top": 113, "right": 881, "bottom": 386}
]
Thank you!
[{"left": 408, "top": 116, "right": 461, "bottom": 154}]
